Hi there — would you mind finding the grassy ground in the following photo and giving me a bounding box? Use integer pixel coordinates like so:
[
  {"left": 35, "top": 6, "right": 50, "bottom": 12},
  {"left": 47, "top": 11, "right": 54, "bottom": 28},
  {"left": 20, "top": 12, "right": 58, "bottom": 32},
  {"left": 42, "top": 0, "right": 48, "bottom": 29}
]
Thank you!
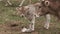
[{"left": 0, "top": 0, "right": 60, "bottom": 34}]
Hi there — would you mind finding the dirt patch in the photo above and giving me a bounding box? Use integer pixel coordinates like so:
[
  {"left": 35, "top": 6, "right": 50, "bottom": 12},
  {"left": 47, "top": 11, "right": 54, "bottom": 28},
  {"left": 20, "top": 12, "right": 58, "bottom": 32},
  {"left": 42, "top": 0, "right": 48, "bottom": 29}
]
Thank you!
[
  {"left": 0, "top": 20, "right": 60, "bottom": 34},
  {"left": 0, "top": 20, "right": 41, "bottom": 34},
  {"left": 1, "top": 20, "right": 24, "bottom": 32}
]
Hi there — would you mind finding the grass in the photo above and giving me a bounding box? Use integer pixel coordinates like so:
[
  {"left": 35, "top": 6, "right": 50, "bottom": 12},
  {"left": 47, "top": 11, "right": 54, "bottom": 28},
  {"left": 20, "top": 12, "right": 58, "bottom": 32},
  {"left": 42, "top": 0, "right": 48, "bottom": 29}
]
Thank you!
[{"left": 0, "top": 0, "right": 60, "bottom": 34}]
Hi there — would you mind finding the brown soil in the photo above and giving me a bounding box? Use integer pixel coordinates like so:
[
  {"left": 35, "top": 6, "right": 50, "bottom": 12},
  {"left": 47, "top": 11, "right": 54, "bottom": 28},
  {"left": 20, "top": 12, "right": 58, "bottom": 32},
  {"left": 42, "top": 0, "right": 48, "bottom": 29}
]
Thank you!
[{"left": 0, "top": 20, "right": 24, "bottom": 34}]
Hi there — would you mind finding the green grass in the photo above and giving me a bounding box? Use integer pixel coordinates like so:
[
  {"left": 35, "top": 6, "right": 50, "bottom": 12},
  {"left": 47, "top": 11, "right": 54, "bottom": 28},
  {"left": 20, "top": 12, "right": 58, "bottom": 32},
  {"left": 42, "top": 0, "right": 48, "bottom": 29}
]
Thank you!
[{"left": 0, "top": 0, "right": 60, "bottom": 34}]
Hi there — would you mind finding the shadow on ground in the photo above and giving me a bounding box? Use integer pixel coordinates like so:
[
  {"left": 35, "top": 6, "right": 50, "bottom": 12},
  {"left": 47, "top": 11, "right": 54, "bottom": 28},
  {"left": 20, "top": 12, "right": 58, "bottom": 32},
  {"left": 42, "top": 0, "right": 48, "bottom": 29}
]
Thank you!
[{"left": 0, "top": 20, "right": 60, "bottom": 34}]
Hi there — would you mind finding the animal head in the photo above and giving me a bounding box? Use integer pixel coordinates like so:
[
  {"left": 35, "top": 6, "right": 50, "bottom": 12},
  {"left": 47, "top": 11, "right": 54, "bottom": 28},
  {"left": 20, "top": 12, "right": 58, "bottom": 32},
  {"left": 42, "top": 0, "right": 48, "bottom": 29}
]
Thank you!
[
  {"left": 16, "top": 6, "right": 29, "bottom": 17},
  {"left": 36, "top": 0, "right": 50, "bottom": 16}
]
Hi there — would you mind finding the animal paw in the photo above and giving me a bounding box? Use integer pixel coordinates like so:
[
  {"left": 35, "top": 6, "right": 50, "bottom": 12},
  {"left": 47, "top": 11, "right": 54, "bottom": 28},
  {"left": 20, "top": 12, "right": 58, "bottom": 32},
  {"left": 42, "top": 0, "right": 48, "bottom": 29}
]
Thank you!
[{"left": 21, "top": 27, "right": 34, "bottom": 32}]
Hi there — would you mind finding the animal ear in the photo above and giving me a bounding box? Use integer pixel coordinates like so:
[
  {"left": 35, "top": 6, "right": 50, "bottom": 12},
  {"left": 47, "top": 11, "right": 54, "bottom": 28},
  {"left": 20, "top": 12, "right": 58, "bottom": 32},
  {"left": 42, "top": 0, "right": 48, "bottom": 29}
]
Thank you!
[{"left": 44, "top": 1, "right": 50, "bottom": 6}]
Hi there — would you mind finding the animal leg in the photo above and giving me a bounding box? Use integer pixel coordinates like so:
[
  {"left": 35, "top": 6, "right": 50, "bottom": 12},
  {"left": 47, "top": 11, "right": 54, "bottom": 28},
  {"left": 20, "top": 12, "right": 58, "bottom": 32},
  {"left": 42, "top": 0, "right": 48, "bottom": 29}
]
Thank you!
[
  {"left": 44, "top": 14, "right": 51, "bottom": 29},
  {"left": 30, "top": 15, "right": 35, "bottom": 31},
  {"left": 21, "top": 15, "right": 35, "bottom": 32}
]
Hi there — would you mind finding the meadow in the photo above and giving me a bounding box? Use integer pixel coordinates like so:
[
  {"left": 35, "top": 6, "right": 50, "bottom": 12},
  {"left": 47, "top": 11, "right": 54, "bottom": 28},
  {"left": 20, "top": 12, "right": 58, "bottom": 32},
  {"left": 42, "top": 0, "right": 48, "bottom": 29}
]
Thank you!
[{"left": 0, "top": 0, "right": 60, "bottom": 34}]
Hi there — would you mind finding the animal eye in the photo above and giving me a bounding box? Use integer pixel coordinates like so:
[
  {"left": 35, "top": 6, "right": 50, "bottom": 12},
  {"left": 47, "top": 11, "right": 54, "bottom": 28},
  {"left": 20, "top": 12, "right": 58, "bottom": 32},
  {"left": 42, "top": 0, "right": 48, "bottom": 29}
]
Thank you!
[{"left": 39, "top": 6, "right": 41, "bottom": 8}]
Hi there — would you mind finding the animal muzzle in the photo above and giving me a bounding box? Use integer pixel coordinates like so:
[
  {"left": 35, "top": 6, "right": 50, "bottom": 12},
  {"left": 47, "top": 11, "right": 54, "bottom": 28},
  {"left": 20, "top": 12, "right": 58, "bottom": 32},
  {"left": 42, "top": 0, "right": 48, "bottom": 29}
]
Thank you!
[{"left": 20, "top": 14, "right": 25, "bottom": 17}]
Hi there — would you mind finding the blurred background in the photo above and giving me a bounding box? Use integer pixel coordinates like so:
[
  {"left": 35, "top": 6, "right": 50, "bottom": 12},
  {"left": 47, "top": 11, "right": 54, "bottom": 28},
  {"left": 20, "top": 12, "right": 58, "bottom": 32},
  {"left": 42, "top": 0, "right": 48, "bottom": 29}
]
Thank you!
[{"left": 0, "top": 0, "right": 60, "bottom": 34}]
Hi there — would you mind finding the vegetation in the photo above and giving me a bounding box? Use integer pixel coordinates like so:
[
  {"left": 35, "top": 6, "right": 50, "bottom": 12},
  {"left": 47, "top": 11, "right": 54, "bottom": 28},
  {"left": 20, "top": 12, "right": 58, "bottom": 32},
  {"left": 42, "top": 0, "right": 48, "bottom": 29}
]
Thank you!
[{"left": 0, "top": 0, "right": 60, "bottom": 34}]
